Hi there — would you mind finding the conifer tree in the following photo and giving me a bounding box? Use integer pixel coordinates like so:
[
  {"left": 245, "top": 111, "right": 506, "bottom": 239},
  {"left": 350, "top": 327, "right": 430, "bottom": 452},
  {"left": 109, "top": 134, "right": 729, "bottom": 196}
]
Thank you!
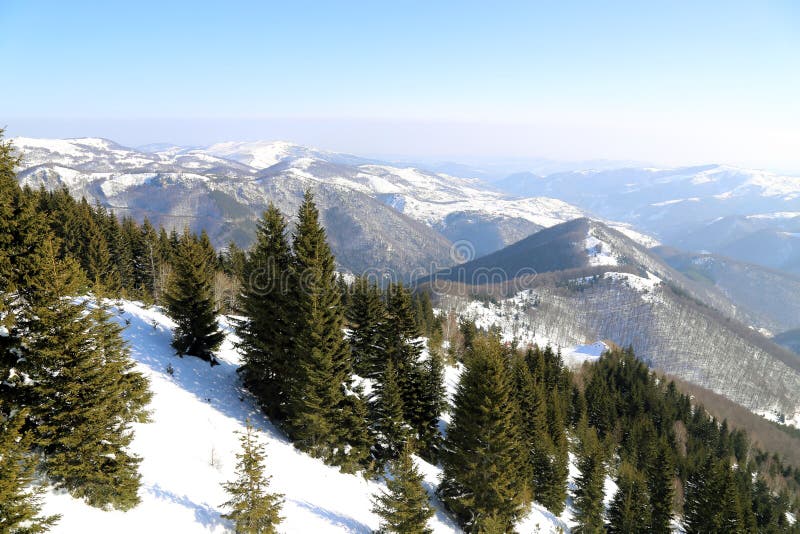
[
  {"left": 164, "top": 229, "right": 224, "bottom": 363},
  {"left": 683, "top": 453, "right": 719, "bottom": 534},
  {"left": 221, "top": 421, "right": 284, "bottom": 534},
  {"left": 415, "top": 348, "right": 446, "bottom": 461},
  {"left": 606, "top": 462, "right": 650, "bottom": 534},
  {"left": 286, "top": 191, "right": 369, "bottom": 469},
  {"left": 346, "top": 276, "right": 387, "bottom": 379},
  {"left": 439, "top": 335, "right": 526, "bottom": 532},
  {"left": 372, "top": 360, "right": 410, "bottom": 463},
  {"left": 0, "top": 407, "right": 60, "bottom": 533},
  {"left": 85, "top": 216, "right": 113, "bottom": 293},
  {"left": 383, "top": 283, "right": 431, "bottom": 449},
  {"left": 541, "top": 388, "right": 569, "bottom": 514},
  {"left": 510, "top": 353, "right": 540, "bottom": 501},
  {"left": 573, "top": 425, "right": 607, "bottom": 534},
  {"left": 18, "top": 242, "right": 150, "bottom": 510},
  {"left": 372, "top": 443, "right": 434, "bottom": 534},
  {"left": 646, "top": 438, "right": 675, "bottom": 533},
  {"left": 236, "top": 205, "right": 294, "bottom": 419}
]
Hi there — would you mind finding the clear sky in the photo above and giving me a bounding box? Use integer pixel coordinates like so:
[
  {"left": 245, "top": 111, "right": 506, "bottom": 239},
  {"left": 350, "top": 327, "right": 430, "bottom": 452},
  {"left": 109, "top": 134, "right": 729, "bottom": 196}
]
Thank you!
[{"left": 1, "top": 1, "right": 798, "bottom": 171}]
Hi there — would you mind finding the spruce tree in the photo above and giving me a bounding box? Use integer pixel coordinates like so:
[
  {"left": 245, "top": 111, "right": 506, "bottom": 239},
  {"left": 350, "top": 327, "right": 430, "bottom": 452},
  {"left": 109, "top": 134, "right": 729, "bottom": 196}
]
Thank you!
[
  {"left": 236, "top": 205, "right": 294, "bottom": 420},
  {"left": 606, "top": 462, "right": 650, "bottom": 534},
  {"left": 372, "top": 443, "right": 434, "bottom": 534},
  {"left": 18, "top": 243, "right": 150, "bottom": 510},
  {"left": 346, "top": 276, "right": 387, "bottom": 379},
  {"left": 646, "top": 438, "right": 675, "bottom": 533},
  {"left": 372, "top": 360, "right": 410, "bottom": 463},
  {"left": 286, "top": 191, "right": 369, "bottom": 470},
  {"left": 0, "top": 407, "right": 60, "bottom": 533},
  {"left": 573, "top": 425, "right": 607, "bottom": 534},
  {"left": 683, "top": 453, "right": 719, "bottom": 534},
  {"left": 540, "top": 388, "right": 569, "bottom": 514},
  {"left": 439, "top": 335, "right": 526, "bottom": 532},
  {"left": 164, "top": 229, "right": 224, "bottom": 363},
  {"left": 415, "top": 348, "right": 445, "bottom": 462},
  {"left": 221, "top": 421, "right": 284, "bottom": 534},
  {"left": 85, "top": 216, "right": 113, "bottom": 293},
  {"left": 383, "top": 283, "right": 430, "bottom": 450}
]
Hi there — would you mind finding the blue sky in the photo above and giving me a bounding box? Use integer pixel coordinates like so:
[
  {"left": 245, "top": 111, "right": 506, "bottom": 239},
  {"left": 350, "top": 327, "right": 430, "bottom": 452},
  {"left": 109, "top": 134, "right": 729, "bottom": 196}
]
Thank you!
[{"left": 2, "top": 1, "right": 798, "bottom": 170}]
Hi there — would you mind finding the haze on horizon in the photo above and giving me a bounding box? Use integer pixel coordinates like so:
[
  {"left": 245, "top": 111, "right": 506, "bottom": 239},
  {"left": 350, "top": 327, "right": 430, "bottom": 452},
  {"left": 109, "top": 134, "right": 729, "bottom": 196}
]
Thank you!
[{"left": 1, "top": 1, "right": 798, "bottom": 173}]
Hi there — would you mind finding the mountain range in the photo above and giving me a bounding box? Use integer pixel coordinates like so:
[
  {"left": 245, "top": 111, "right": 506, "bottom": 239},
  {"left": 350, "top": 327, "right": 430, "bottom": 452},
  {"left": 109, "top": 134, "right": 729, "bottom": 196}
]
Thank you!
[
  {"left": 13, "top": 137, "right": 617, "bottom": 276},
  {"left": 12, "top": 136, "right": 800, "bottom": 424},
  {"left": 427, "top": 218, "right": 800, "bottom": 423},
  {"left": 496, "top": 165, "right": 800, "bottom": 274}
]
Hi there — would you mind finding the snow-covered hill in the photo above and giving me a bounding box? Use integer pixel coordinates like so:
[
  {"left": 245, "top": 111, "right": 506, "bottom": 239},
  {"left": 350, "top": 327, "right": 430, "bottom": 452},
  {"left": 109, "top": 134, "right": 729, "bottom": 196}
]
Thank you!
[
  {"left": 10, "top": 137, "right": 657, "bottom": 274},
  {"left": 40, "top": 300, "right": 614, "bottom": 533}
]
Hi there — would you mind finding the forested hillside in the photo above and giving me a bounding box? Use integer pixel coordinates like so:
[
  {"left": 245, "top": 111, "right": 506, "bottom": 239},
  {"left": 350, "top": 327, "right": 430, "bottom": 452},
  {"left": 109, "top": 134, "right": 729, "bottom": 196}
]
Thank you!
[{"left": 2, "top": 131, "right": 799, "bottom": 532}]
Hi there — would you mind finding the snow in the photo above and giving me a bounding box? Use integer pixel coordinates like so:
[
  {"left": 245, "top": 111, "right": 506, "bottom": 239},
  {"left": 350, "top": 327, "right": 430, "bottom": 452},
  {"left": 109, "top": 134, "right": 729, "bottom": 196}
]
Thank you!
[
  {"left": 561, "top": 342, "right": 608, "bottom": 367},
  {"left": 608, "top": 224, "right": 661, "bottom": 248},
  {"left": 100, "top": 173, "right": 159, "bottom": 197},
  {"left": 746, "top": 211, "right": 800, "bottom": 220},
  {"left": 585, "top": 234, "right": 619, "bottom": 267},
  {"left": 33, "top": 299, "right": 628, "bottom": 533},
  {"left": 39, "top": 301, "right": 460, "bottom": 534},
  {"left": 206, "top": 141, "right": 306, "bottom": 169},
  {"left": 651, "top": 197, "right": 700, "bottom": 207}
]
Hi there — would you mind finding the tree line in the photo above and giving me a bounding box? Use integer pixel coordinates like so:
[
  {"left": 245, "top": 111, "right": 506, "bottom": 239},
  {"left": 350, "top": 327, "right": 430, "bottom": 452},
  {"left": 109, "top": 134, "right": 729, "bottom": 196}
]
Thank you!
[
  {"left": 4, "top": 128, "right": 800, "bottom": 533},
  {"left": 0, "top": 132, "right": 152, "bottom": 531}
]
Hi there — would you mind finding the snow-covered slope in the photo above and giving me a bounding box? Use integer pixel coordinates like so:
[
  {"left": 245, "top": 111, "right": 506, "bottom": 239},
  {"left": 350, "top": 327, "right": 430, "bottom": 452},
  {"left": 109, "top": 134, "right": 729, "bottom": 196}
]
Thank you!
[
  {"left": 39, "top": 300, "right": 617, "bottom": 533},
  {"left": 10, "top": 137, "right": 659, "bottom": 267},
  {"left": 40, "top": 302, "right": 459, "bottom": 533}
]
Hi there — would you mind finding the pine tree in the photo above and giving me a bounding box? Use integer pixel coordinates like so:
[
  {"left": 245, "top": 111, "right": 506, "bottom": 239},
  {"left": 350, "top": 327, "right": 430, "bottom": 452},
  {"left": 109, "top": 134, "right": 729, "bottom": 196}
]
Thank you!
[
  {"left": 510, "top": 353, "right": 539, "bottom": 501},
  {"left": 606, "top": 462, "right": 650, "bottom": 533},
  {"left": 383, "top": 283, "right": 429, "bottom": 449},
  {"left": 646, "top": 438, "right": 675, "bottom": 533},
  {"left": 286, "top": 191, "right": 369, "bottom": 470},
  {"left": 236, "top": 205, "right": 294, "bottom": 420},
  {"left": 439, "top": 335, "right": 527, "bottom": 532},
  {"left": 683, "top": 453, "right": 719, "bottom": 534},
  {"left": 415, "top": 349, "right": 445, "bottom": 462},
  {"left": 221, "top": 421, "right": 284, "bottom": 534},
  {"left": 541, "top": 388, "right": 569, "bottom": 514},
  {"left": 85, "top": 216, "right": 114, "bottom": 294},
  {"left": 164, "top": 229, "right": 224, "bottom": 363},
  {"left": 0, "top": 407, "right": 60, "bottom": 533},
  {"left": 18, "top": 243, "right": 150, "bottom": 510},
  {"left": 372, "top": 360, "right": 411, "bottom": 463},
  {"left": 346, "top": 276, "right": 387, "bottom": 379},
  {"left": 372, "top": 443, "right": 434, "bottom": 534},
  {"left": 573, "top": 425, "right": 607, "bottom": 534}
]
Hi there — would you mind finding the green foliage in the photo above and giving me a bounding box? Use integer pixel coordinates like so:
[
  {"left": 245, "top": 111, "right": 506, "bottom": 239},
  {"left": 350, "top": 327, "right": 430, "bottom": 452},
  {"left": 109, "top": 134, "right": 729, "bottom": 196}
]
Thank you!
[
  {"left": 572, "top": 425, "right": 606, "bottom": 534},
  {"left": 439, "top": 335, "right": 527, "bottom": 532},
  {"left": 286, "top": 191, "right": 370, "bottom": 470},
  {"left": 347, "top": 276, "right": 388, "bottom": 379},
  {"left": 235, "top": 205, "right": 294, "bottom": 420},
  {"left": 606, "top": 462, "right": 650, "bottom": 534},
  {"left": 372, "top": 360, "right": 411, "bottom": 463},
  {"left": 372, "top": 444, "right": 434, "bottom": 534},
  {"left": 221, "top": 422, "right": 284, "bottom": 534},
  {"left": 0, "top": 407, "right": 60, "bottom": 533},
  {"left": 16, "top": 242, "right": 150, "bottom": 510},
  {"left": 164, "top": 229, "right": 224, "bottom": 362},
  {"left": 646, "top": 438, "right": 675, "bottom": 533}
]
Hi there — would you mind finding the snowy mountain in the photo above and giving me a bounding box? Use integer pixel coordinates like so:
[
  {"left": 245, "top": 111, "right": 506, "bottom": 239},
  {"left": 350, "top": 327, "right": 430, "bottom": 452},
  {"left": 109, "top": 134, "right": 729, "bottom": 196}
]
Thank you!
[
  {"left": 426, "top": 219, "right": 800, "bottom": 423},
  {"left": 39, "top": 299, "right": 612, "bottom": 533},
  {"left": 493, "top": 165, "right": 800, "bottom": 274},
  {"left": 11, "top": 137, "right": 615, "bottom": 275},
  {"left": 655, "top": 247, "right": 800, "bottom": 334}
]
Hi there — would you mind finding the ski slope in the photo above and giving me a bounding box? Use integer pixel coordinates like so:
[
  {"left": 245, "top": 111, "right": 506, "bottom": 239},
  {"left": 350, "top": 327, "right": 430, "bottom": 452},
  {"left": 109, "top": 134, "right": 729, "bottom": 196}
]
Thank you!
[{"left": 38, "top": 300, "right": 611, "bottom": 533}]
